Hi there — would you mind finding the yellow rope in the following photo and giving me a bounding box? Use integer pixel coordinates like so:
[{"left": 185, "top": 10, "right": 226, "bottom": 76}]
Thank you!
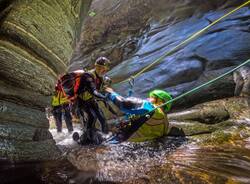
[{"left": 116, "top": 0, "right": 250, "bottom": 86}]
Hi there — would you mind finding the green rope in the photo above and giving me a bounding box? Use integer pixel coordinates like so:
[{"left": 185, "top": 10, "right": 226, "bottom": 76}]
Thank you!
[{"left": 152, "top": 59, "right": 250, "bottom": 112}]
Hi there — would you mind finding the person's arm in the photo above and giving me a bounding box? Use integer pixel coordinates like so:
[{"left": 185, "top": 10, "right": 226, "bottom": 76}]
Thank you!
[
  {"left": 103, "top": 76, "right": 112, "bottom": 87},
  {"left": 93, "top": 90, "right": 107, "bottom": 99},
  {"left": 85, "top": 74, "right": 107, "bottom": 100}
]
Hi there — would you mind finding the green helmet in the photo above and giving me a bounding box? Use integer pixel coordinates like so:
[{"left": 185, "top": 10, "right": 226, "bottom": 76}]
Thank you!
[{"left": 149, "top": 89, "right": 172, "bottom": 111}]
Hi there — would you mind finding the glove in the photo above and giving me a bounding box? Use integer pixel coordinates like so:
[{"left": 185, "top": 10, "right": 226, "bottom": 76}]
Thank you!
[
  {"left": 103, "top": 76, "right": 112, "bottom": 86},
  {"left": 93, "top": 90, "right": 108, "bottom": 100}
]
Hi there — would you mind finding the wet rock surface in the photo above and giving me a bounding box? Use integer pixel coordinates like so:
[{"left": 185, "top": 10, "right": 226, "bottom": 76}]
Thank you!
[
  {"left": 0, "top": 0, "right": 250, "bottom": 183},
  {"left": 126, "top": 143, "right": 250, "bottom": 184},
  {"left": 71, "top": 0, "right": 250, "bottom": 108},
  {"left": 2, "top": 96, "right": 249, "bottom": 183},
  {"left": 0, "top": 0, "right": 92, "bottom": 161},
  {"left": 168, "top": 97, "right": 250, "bottom": 137}
]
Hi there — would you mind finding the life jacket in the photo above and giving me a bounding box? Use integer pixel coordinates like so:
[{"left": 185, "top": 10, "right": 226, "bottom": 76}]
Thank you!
[
  {"left": 78, "top": 69, "right": 104, "bottom": 101},
  {"left": 128, "top": 107, "right": 168, "bottom": 142},
  {"left": 58, "top": 69, "right": 85, "bottom": 100},
  {"left": 51, "top": 90, "right": 70, "bottom": 107}
]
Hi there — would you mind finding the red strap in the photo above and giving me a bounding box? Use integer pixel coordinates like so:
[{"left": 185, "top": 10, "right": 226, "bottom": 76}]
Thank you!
[{"left": 74, "top": 74, "right": 81, "bottom": 94}]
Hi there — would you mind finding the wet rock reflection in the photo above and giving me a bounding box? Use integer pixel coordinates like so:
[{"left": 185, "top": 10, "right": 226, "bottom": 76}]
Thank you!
[{"left": 140, "top": 142, "right": 250, "bottom": 184}]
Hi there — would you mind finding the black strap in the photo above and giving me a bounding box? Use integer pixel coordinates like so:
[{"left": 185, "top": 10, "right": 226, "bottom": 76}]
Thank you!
[
  {"left": 101, "top": 101, "right": 118, "bottom": 115},
  {"left": 116, "top": 111, "right": 155, "bottom": 142}
]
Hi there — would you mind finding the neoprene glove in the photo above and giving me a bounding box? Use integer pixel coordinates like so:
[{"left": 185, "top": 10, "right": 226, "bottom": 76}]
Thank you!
[{"left": 93, "top": 90, "right": 108, "bottom": 100}]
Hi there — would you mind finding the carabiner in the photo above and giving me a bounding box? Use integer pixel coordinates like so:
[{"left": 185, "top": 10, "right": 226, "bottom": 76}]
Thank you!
[{"left": 128, "top": 77, "right": 135, "bottom": 88}]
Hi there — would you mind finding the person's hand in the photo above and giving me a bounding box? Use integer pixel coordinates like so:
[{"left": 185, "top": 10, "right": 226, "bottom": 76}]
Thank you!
[
  {"left": 104, "top": 87, "right": 114, "bottom": 93},
  {"left": 103, "top": 76, "right": 112, "bottom": 86}
]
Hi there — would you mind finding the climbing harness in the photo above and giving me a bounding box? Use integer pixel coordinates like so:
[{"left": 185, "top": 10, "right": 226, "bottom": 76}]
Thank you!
[{"left": 113, "top": 0, "right": 250, "bottom": 87}]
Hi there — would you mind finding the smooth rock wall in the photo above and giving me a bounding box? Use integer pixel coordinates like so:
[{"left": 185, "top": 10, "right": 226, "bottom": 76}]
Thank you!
[{"left": 0, "top": 0, "right": 92, "bottom": 161}]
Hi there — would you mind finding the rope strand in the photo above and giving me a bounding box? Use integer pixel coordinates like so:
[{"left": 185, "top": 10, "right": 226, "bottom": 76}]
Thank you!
[
  {"left": 114, "top": 0, "right": 250, "bottom": 87},
  {"left": 152, "top": 58, "right": 250, "bottom": 112}
]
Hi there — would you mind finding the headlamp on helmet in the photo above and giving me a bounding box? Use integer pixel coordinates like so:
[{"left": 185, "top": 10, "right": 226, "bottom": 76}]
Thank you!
[{"left": 95, "top": 57, "right": 111, "bottom": 68}]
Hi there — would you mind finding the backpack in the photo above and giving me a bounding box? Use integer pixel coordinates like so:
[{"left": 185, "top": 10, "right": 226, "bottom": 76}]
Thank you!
[{"left": 57, "top": 69, "right": 85, "bottom": 100}]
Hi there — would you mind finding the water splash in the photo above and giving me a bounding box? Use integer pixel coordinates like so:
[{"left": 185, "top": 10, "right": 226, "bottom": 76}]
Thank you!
[{"left": 67, "top": 137, "right": 187, "bottom": 182}]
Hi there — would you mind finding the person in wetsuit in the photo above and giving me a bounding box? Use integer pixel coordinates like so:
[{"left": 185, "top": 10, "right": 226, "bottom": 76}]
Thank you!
[
  {"left": 105, "top": 88, "right": 172, "bottom": 144},
  {"left": 51, "top": 84, "right": 73, "bottom": 133},
  {"left": 75, "top": 57, "right": 111, "bottom": 144}
]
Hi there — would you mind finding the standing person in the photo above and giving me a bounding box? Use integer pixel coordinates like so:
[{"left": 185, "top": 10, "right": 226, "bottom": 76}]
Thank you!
[
  {"left": 105, "top": 88, "right": 172, "bottom": 143},
  {"left": 76, "top": 57, "right": 111, "bottom": 144},
  {"left": 51, "top": 84, "right": 73, "bottom": 133}
]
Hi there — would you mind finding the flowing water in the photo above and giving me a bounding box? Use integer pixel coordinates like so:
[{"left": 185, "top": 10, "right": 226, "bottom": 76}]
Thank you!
[
  {"left": 3, "top": 126, "right": 250, "bottom": 184},
  {"left": 31, "top": 126, "right": 250, "bottom": 184}
]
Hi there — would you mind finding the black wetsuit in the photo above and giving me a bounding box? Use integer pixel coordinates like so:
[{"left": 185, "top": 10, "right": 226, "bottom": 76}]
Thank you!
[
  {"left": 77, "top": 71, "right": 108, "bottom": 135},
  {"left": 52, "top": 104, "right": 73, "bottom": 133}
]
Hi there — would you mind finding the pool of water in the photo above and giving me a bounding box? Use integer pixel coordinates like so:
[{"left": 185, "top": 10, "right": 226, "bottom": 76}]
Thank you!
[{"left": 2, "top": 128, "right": 250, "bottom": 184}]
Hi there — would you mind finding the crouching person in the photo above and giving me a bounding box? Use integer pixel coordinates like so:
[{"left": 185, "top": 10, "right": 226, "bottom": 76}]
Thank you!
[{"left": 105, "top": 88, "right": 172, "bottom": 144}]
